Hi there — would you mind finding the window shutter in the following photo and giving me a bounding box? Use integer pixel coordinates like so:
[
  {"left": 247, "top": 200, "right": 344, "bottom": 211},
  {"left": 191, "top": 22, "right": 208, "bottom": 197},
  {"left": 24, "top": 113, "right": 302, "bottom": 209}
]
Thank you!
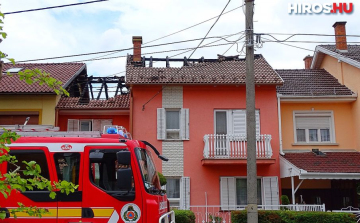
[
  {"left": 232, "top": 110, "right": 246, "bottom": 135},
  {"left": 295, "top": 116, "right": 330, "bottom": 129},
  {"left": 180, "top": 177, "right": 190, "bottom": 210},
  {"left": 256, "top": 110, "right": 260, "bottom": 136},
  {"left": 180, "top": 108, "right": 189, "bottom": 140},
  {"left": 67, "top": 119, "right": 79, "bottom": 131},
  {"left": 157, "top": 108, "right": 166, "bottom": 140},
  {"left": 220, "top": 177, "right": 236, "bottom": 210},
  {"left": 262, "top": 176, "right": 279, "bottom": 210}
]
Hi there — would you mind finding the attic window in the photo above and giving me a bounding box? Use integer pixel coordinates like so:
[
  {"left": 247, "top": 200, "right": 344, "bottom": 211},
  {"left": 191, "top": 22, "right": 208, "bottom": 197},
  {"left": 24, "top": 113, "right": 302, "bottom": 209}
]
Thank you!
[{"left": 5, "top": 68, "right": 23, "bottom": 73}]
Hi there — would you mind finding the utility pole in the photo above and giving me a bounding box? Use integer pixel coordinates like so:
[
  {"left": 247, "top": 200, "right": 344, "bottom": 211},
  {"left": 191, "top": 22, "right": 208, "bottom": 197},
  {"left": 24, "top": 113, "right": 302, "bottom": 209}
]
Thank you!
[{"left": 245, "top": 0, "right": 258, "bottom": 222}]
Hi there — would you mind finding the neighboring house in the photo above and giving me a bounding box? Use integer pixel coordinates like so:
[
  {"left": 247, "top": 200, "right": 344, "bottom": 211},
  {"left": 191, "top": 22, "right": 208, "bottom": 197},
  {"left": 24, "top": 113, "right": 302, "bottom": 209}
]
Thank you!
[
  {"left": 0, "top": 63, "right": 86, "bottom": 125},
  {"left": 276, "top": 67, "right": 358, "bottom": 210},
  {"left": 56, "top": 94, "right": 130, "bottom": 131},
  {"left": 126, "top": 36, "right": 283, "bottom": 210}
]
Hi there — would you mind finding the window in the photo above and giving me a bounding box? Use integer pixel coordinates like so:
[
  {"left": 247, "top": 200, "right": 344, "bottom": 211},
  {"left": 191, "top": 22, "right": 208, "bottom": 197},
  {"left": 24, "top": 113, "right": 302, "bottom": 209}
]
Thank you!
[
  {"left": 215, "top": 110, "right": 260, "bottom": 136},
  {"left": 164, "top": 177, "right": 190, "bottom": 210},
  {"left": 157, "top": 108, "right": 189, "bottom": 140},
  {"left": 67, "top": 119, "right": 112, "bottom": 131},
  {"left": 5, "top": 68, "right": 23, "bottom": 73},
  {"left": 166, "top": 178, "right": 181, "bottom": 207},
  {"left": 236, "top": 179, "right": 262, "bottom": 205},
  {"left": 294, "top": 111, "right": 335, "bottom": 143},
  {"left": 89, "top": 149, "right": 133, "bottom": 192},
  {"left": 54, "top": 153, "right": 80, "bottom": 185},
  {"left": 220, "top": 176, "right": 279, "bottom": 210},
  {"left": 166, "top": 110, "right": 180, "bottom": 139},
  {"left": 8, "top": 150, "right": 50, "bottom": 191}
]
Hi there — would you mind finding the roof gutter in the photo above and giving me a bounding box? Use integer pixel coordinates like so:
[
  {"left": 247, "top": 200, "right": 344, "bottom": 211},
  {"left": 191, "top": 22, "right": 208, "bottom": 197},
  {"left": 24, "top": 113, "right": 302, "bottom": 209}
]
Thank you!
[
  {"left": 311, "top": 46, "right": 360, "bottom": 70},
  {"left": 278, "top": 93, "right": 357, "bottom": 102},
  {"left": 277, "top": 94, "right": 284, "bottom": 155},
  {"left": 299, "top": 171, "right": 360, "bottom": 180}
]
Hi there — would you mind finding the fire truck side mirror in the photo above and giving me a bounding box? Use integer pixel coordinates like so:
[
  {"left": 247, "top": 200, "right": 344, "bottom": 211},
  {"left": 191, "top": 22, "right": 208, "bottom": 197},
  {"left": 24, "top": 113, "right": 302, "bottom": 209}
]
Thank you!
[
  {"left": 116, "top": 150, "right": 131, "bottom": 165},
  {"left": 116, "top": 169, "right": 133, "bottom": 191},
  {"left": 89, "top": 151, "right": 104, "bottom": 162}
]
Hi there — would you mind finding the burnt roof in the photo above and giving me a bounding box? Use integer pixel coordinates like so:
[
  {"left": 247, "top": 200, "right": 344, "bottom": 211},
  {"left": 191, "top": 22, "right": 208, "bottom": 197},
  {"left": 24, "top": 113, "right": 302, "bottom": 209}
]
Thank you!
[{"left": 126, "top": 54, "right": 283, "bottom": 85}]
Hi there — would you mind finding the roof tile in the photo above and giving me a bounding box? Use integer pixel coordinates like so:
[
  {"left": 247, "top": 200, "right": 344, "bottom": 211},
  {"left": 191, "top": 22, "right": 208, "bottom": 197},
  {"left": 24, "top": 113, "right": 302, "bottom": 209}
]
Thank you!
[
  {"left": 319, "top": 45, "right": 360, "bottom": 63},
  {"left": 1, "top": 63, "right": 85, "bottom": 94},
  {"left": 56, "top": 94, "right": 130, "bottom": 109},
  {"left": 126, "top": 55, "right": 283, "bottom": 85},
  {"left": 276, "top": 69, "right": 354, "bottom": 96},
  {"left": 283, "top": 152, "right": 360, "bottom": 173}
]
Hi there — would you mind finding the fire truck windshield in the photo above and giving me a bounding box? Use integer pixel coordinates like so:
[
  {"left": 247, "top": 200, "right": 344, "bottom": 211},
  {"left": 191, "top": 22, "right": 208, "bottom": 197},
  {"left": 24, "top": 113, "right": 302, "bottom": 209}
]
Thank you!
[{"left": 135, "top": 148, "right": 162, "bottom": 195}]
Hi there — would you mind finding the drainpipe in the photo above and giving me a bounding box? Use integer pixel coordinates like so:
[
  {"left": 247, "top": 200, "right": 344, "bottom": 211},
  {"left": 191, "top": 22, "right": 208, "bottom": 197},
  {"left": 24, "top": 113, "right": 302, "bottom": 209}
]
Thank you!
[{"left": 277, "top": 94, "right": 285, "bottom": 155}]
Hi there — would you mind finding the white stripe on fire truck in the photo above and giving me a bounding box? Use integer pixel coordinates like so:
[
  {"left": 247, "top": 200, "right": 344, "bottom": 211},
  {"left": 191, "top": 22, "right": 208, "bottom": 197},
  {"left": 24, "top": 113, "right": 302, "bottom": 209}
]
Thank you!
[{"left": 7, "top": 143, "right": 127, "bottom": 152}]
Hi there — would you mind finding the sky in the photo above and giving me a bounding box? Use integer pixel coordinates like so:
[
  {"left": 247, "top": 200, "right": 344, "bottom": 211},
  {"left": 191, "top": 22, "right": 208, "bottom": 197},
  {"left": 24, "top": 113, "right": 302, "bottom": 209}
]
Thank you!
[{"left": 1, "top": 0, "right": 359, "bottom": 79}]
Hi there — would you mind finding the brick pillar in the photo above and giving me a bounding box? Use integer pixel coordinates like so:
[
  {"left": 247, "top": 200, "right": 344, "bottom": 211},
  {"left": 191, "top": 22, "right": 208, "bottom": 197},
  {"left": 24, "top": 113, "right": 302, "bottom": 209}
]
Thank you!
[
  {"left": 132, "top": 36, "right": 142, "bottom": 62},
  {"left": 333, "top": 22, "right": 348, "bottom": 52},
  {"left": 303, "top": 55, "right": 313, "bottom": 69}
]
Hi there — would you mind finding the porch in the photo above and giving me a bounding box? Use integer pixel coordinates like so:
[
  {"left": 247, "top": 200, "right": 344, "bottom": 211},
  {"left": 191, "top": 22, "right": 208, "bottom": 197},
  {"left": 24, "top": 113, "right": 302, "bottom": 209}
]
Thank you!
[{"left": 202, "top": 134, "right": 275, "bottom": 165}]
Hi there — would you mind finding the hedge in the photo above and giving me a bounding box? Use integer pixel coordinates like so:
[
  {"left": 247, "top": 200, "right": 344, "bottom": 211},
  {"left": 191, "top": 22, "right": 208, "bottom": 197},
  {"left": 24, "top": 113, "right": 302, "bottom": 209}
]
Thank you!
[
  {"left": 174, "top": 210, "right": 196, "bottom": 223},
  {"left": 231, "top": 210, "right": 357, "bottom": 223}
]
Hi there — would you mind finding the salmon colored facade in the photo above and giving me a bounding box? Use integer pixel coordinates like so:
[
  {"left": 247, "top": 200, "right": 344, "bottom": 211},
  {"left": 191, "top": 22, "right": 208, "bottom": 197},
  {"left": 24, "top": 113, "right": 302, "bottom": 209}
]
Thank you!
[{"left": 130, "top": 83, "right": 282, "bottom": 208}]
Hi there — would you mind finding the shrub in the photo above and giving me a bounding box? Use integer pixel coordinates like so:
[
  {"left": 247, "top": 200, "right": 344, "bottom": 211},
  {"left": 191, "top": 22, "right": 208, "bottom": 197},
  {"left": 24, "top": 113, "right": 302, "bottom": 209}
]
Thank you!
[
  {"left": 281, "top": 195, "right": 290, "bottom": 210},
  {"left": 174, "top": 210, "right": 196, "bottom": 223},
  {"left": 231, "top": 210, "right": 357, "bottom": 223},
  {"left": 158, "top": 172, "right": 167, "bottom": 186}
]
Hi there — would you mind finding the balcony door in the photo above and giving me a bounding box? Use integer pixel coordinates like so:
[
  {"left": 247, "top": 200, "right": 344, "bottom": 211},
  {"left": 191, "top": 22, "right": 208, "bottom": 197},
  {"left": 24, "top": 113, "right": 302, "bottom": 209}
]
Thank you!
[{"left": 215, "top": 111, "right": 230, "bottom": 156}]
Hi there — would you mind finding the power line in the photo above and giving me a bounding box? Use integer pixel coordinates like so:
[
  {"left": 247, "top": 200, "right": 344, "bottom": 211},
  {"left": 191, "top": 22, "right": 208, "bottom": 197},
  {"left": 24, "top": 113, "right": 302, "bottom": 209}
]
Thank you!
[
  {"left": 90, "top": 4, "right": 244, "bottom": 61},
  {"left": 261, "top": 37, "right": 314, "bottom": 52},
  {"left": 15, "top": 34, "right": 241, "bottom": 63},
  {"left": 188, "top": 0, "right": 233, "bottom": 59},
  {"left": 4, "top": 0, "right": 108, "bottom": 15},
  {"left": 103, "top": 32, "right": 244, "bottom": 78},
  {"left": 258, "top": 32, "right": 360, "bottom": 38},
  {"left": 263, "top": 40, "right": 360, "bottom": 44},
  {"left": 143, "top": 4, "right": 243, "bottom": 45},
  {"left": 72, "top": 42, "right": 237, "bottom": 63}
]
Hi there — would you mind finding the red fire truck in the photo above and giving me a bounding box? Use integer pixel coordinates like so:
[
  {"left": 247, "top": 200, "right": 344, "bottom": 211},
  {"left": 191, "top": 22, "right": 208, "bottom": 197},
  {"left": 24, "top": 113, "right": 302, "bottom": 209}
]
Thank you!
[{"left": 0, "top": 125, "right": 175, "bottom": 223}]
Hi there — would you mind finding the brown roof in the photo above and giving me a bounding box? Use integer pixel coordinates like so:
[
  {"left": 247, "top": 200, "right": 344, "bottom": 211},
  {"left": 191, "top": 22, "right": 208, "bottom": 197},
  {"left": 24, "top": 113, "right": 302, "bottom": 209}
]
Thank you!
[
  {"left": 276, "top": 69, "right": 354, "bottom": 96},
  {"left": 319, "top": 45, "right": 360, "bottom": 63},
  {"left": 56, "top": 94, "right": 130, "bottom": 109},
  {"left": 1, "top": 63, "right": 85, "bottom": 94},
  {"left": 283, "top": 152, "right": 360, "bottom": 173},
  {"left": 126, "top": 55, "right": 283, "bottom": 85}
]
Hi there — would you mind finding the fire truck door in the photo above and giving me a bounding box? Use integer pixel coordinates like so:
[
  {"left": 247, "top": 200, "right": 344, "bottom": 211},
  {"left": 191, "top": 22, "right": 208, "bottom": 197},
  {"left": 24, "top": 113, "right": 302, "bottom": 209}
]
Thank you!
[
  {"left": 82, "top": 147, "right": 144, "bottom": 223},
  {"left": 5, "top": 148, "right": 57, "bottom": 223},
  {"left": 53, "top": 152, "right": 83, "bottom": 223}
]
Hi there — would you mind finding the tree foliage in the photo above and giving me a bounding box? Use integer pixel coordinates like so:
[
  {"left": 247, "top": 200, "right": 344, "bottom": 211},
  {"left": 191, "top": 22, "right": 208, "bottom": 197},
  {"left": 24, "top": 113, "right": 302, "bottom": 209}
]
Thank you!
[{"left": 0, "top": 12, "right": 75, "bottom": 220}]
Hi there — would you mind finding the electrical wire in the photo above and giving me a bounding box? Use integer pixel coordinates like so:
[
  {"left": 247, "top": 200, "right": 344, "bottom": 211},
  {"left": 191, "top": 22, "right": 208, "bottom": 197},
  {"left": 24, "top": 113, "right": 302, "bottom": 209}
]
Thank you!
[
  {"left": 261, "top": 37, "right": 314, "bottom": 52},
  {"left": 14, "top": 34, "right": 242, "bottom": 63},
  {"left": 188, "top": 0, "right": 233, "bottom": 59},
  {"left": 4, "top": 0, "right": 108, "bottom": 15}
]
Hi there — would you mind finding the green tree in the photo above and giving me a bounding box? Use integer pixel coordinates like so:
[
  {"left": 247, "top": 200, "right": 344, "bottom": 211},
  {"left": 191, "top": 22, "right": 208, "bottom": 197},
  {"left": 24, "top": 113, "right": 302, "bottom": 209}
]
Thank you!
[{"left": 0, "top": 12, "right": 76, "bottom": 220}]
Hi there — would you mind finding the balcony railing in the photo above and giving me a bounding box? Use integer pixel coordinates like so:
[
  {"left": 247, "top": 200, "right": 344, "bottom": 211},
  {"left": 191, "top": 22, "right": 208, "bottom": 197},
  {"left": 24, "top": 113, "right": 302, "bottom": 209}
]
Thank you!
[{"left": 203, "top": 134, "right": 273, "bottom": 159}]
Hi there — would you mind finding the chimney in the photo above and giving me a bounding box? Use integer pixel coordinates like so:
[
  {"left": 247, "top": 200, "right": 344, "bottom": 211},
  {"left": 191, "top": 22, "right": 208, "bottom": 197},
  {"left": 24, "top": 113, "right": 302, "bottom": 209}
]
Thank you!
[
  {"left": 132, "top": 36, "right": 142, "bottom": 62},
  {"left": 333, "top": 21, "right": 348, "bottom": 52},
  {"left": 303, "top": 55, "right": 313, "bottom": 69}
]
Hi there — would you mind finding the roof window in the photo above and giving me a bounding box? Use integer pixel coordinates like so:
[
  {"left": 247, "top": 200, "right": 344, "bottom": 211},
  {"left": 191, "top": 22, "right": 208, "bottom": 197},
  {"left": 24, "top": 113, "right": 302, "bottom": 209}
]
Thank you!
[{"left": 5, "top": 68, "right": 23, "bottom": 73}]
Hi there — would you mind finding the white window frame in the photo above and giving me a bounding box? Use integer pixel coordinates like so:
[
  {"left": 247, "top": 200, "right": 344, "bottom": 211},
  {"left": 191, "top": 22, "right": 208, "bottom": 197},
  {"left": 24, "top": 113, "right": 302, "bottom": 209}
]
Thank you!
[
  {"left": 166, "top": 109, "right": 181, "bottom": 140},
  {"left": 67, "top": 119, "right": 113, "bottom": 132},
  {"left": 79, "top": 119, "right": 92, "bottom": 131},
  {"left": 165, "top": 177, "right": 181, "bottom": 208},
  {"left": 157, "top": 108, "right": 189, "bottom": 141},
  {"left": 293, "top": 111, "right": 336, "bottom": 144},
  {"left": 214, "top": 109, "right": 260, "bottom": 136},
  {"left": 220, "top": 176, "right": 279, "bottom": 211}
]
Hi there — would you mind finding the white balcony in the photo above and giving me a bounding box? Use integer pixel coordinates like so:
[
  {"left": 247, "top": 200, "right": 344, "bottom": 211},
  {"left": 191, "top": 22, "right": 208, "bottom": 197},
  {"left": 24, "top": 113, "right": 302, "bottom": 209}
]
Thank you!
[{"left": 203, "top": 134, "right": 273, "bottom": 159}]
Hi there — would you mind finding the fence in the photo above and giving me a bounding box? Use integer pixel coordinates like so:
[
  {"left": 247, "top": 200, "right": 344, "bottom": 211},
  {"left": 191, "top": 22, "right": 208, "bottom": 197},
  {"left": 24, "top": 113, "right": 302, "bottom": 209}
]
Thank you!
[{"left": 203, "top": 134, "right": 272, "bottom": 159}]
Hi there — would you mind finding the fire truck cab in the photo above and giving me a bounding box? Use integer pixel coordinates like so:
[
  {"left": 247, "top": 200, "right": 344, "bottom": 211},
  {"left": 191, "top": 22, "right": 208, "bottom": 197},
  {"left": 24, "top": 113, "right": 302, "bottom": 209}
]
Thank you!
[{"left": 0, "top": 125, "right": 175, "bottom": 223}]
